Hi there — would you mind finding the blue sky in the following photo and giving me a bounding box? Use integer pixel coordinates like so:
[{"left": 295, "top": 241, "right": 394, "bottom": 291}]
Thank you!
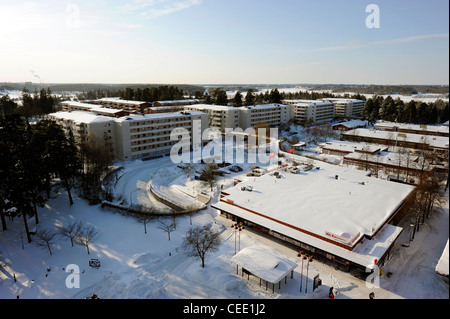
[{"left": 0, "top": 0, "right": 448, "bottom": 85}]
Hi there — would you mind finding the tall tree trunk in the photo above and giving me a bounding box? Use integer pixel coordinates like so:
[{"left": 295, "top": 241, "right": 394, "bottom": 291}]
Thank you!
[
  {"left": 0, "top": 210, "right": 7, "bottom": 231},
  {"left": 22, "top": 206, "right": 32, "bottom": 243},
  {"left": 64, "top": 179, "right": 74, "bottom": 206},
  {"left": 32, "top": 199, "right": 39, "bottom": 225}
]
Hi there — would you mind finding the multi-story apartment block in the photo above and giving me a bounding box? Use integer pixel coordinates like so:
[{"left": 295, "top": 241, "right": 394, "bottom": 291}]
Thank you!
[
  {"left": 183, "top": 104, "right": 240, "bottom": 130},
  {"left": 184, "top": 104, "right": 292, "bottom": 131},
  {"left": 61, "top": 101, "right": 127, "bottom": 117},
  {"left": 238, "top": 104, "right": 292, "bottom": 129},
  {"left": 282, "top": 99, "right": 335, "bottom": 125},
  {"left": 92, "top": 98, "right": 153, "bottom": 114},
  {"left": 322, "top": 98, "right": 365, "bottom": 118},
  {"left": 49, "top": 110, "right": 208, "bottom": 161}
]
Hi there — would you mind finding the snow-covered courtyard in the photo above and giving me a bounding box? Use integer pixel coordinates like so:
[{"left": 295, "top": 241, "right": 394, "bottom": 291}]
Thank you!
[{"left": 0, "top": 155, "right": 448, "bottom": 301}]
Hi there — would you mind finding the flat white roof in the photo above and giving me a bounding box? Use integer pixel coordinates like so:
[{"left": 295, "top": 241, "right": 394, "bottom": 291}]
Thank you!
[
  {"left": 185, "top": 104, "right": 236, "bottom": 111},
  {"left": 323, "top": 98, "right": 365, "bottom": 103},
  {"left": 115, "top": 111, "right": 207, "bottom": 122},
  {"left": 343, "top": 128, "right": 449, "bottom": 149},
  {"left": 49, "top": 110, "right": 206, "bottom": 124},
  {"left": 333, "top": 120, "right": 367, "bottom": 128},
  {"left": 97, "top": 98, "right": 150, "bottom": 106},
  {"left": 375, "top": 121, "right": 449, "bottom": 134},
  {"left": 231, "top": 246, "right": 297, "bottom": 284},
  {"left": 49, "top": 111, "right": 114, "bottom": 124},
  {"left": 213, "top": 161, "right": 414, "bottom": 267},
  {"left": 320, "top": 140, "right": 387, "bottom": 154},
  {"left": 283, "top": 99, "right": 334, "bottom": 106},
  {"left": 240, "top": 104, "right": 290, "bottom": 110}
]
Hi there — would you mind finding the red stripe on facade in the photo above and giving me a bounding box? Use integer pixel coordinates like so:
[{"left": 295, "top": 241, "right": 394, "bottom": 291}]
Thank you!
[{"left": 218, "top": 199, "right": 355, "bottom": 251}]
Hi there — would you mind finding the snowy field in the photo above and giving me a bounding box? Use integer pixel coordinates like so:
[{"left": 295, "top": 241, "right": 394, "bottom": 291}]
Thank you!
[{"left": 0, "top": 155, "right": 448, "bottom": 302}]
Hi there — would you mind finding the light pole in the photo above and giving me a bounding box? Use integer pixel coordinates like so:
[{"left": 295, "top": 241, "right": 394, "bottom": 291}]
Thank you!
[
  {"left": 231, "top": 223, "right": 244, "bottom": 255},
  {"left": 297, "top": 251, "right": 305, "bottom": 292},
  {"left": 305, "top": 255, "right": 314, "bottom": 293}
]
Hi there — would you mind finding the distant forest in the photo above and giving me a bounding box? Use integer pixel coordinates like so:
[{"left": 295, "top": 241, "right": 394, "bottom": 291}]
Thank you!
[
  {"left": 310, "top": 84, "right": 449, "bottom": 96},
  {"left": 1, "top": 83, "right": 448, "bottom": 125}
]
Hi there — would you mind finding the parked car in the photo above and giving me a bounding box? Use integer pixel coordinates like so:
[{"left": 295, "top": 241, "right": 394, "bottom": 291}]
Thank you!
[{"left": 229, "top": 165, "right": 243, "bottom": 173}]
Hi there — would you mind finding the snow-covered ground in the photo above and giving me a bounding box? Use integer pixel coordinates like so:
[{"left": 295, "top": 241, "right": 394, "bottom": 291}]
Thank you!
[{"left": 0, "top": 155, "right": 448, "bottom": 300}]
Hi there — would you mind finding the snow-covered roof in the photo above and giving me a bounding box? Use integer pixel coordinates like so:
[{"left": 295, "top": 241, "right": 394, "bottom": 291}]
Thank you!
[
  {"left": 343, "top": 129, "right": 449, "bottom": 150},
  {"left": 320, "top": 140, "right": 387, "bottom": 154},
  {"left": 323, "top": 98, "right": 364, "bottom": 103},
  {"left": 333, "top": 120, "right": 367, "bottom": 129},
  {"left": 283, "top": 99, "right": 334, "bottom": 106},
  {"left": 212, "top": 162, "right": 414, "bottom": 268},
  {"left": 374, "top": 121, "right": 449, "bottom": 135},
  {"left": 240, "top": 104, "right": 290, "bottom": 110},
  {"left": 185, "top": 104, "right": 236, "bottom": 111},
  {"left": 97, "top": 98, "right": 151, "bottom": 106},
  {"left": 49, "top": 111, "right": 115, "bottom": 124},
  {"left": 155, "top": 99, "right": 199, "bottom": 104},
  {"left": 436, "top": 239, "right": 449, "bottom": 276},
  {"left": 231, "top": 246, "right": 297, "bottom": 284},
  {"left": 114, "top": 111, "right": 207, "bottom": 122}
]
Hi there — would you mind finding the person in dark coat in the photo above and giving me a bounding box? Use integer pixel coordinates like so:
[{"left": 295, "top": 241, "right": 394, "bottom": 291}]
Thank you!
[{"left": 329, "top": 287, "right": 335, "bottom": 299}]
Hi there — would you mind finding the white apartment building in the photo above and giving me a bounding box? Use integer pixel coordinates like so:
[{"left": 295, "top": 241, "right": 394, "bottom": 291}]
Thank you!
[
  {"left": 184, "top": 104, "right": 293, "bottom": 131},
  {"left": 61, "top": 101, "right": 127, "bottom": 117},
  {"left": 282, "top": 99, "right": 335, "bottom": 125},
  {"left": 49, "top": 110, "right": 209, "bottom": 161},
  {"left": 49, "top": 111, "right": 117, "bottom": 157},
  {"left": 183, "top": 104, "right": 240, "bottom": 130},
  {"left": 238, "top": 104, "right": 292, "bottom": 129},
  {"left": 322, "top": 98, "right": 365, "bottom": 118}
]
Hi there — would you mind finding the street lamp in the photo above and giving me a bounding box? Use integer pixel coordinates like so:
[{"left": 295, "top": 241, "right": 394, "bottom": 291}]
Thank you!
[
  {"left": 305, "top": 255, "right": 314, "bottom": 293},
  {"left": 297, "top": 251, "right": 305, "bottom": 292},
  {"left": 231, "top": 223, "right": 244, "bottom": 255}
]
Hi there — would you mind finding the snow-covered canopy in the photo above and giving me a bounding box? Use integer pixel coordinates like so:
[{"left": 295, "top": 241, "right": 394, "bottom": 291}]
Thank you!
[
  {"left": 435, "top": 239, "right": 449, "bottom": 276},
  {"left": 231, "top": 246, "right": 297, "bottom": 284}
]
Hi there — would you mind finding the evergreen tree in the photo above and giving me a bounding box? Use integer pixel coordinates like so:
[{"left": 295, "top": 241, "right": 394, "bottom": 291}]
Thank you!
[
  {"left": 213, "top": 88, "right": 228, "bottom": 106},
  {"left": 232, "top": 91, "right": 243, "bottom": 107},
  {"left": 244, "top": 89, "right": 255, "bottom": 106},
  {"left": 269, "top": 88, "right": 282, "bottom": 104}
]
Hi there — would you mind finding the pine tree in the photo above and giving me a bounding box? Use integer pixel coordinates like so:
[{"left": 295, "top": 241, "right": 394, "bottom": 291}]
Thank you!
[{"left": 232, "top": 91, "right": 243, "bottom": 107}]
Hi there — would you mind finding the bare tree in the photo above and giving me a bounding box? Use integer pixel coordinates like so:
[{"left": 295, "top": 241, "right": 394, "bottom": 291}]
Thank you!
[
  {"left": 182, "top": 225, "right": 221, "bottom": 268},
  {"left": 0, "top": 251, "right": 8, "bottom": 269},
  {"left": 199, "top": 163, "right": 219, "bottom": 191},
  {"left": 181, "top": 163, "right": 195, "bottom": 180},
  {"left": 158, "top": 219, "right": 175, "bottom": 241},
  {"left": 58, "top": 220, "right": 84, "bottom": 247},
  {"left": 132, "top": 205, "right": 158, "bottom": 234},
  {"left": 34, "top": 229, "right": 58, "bottom": 255},
  {"left": 76, "top": 224, "right": 99, "bottom": 254}
]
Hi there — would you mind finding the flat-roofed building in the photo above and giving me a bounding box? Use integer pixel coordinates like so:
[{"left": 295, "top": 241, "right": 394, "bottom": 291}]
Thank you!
[
  {"left": 374, "top": 121, "right": 449, "bottom": 137},
  {"left": 238, "top": 104, "right": 292, "bottom": 129},
  {"left": 49, "top": 110, "right": 209, "bottom": 161},
  {"left": 61, "top": 101, "right": 127, "bottom": 117},
  {"left": 319, "top": 140, "right": 388, "bottom": 156},
  {"left": 342, "top": 128, "right": 450, "bottom": 153},
  {"left": 332, "top": 119, "right": 368, "bottom": 131},
  {"left": 49, "top": 111, "right": 117, "bottom": 157},
  {"left": 114, "top": 111, "right": 208, "bottom": 161},
  {"left": 212, "top": 160, "right": 415, "bottom": 269},
  {"left": 183, "top": 104, "right": 240, "bottom": 130},
  {"left": 153, "top": 99, "right": 200, "bottom": 107},
  {"left": 282, "top": 99, "right": 335, "bottom": 125},
  {"left": 322, "top": 98, "right": 365, "bottom": 118},
  {"left": 94, "top": 98, "right": 153, "bottom": 114}
]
